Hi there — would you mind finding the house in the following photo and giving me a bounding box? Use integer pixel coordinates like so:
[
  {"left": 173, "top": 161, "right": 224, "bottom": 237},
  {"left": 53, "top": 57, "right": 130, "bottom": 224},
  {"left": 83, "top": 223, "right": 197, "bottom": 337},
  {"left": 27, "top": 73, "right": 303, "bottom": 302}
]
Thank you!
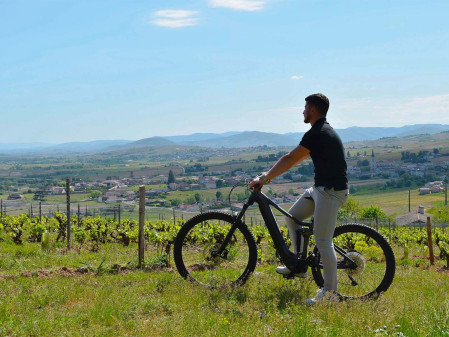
[
  {"left": 178, "top": 204, "right": 200, "bottom": 212},
  {"left": 104, "top": 189, "right": 124, "bottom": 198},
  {"left": 7, "top": 193, "right": 24, "bottom": 200},
  {"left": 347, "top": 166, "right": 362, "bottom": 177},
  {"left": 74, "top": 182, "right": 88, "bottom": 191},
  {"left": 419, "top": 188, "right": 431, "bottom": 195},
  {"left": 47, "top": 187, "right": 66, "bottom": 195},
  {"left": 395, "top": 206, "right": 432, "bottom": 227},
  {"left": 146, "top": 188, "right": 169, "bottom": 197},
  {"left": 425, "top": 181, "right": 443, "bottom": 188},
  {"left": 224, "top": 177, "right": 239, "bottom": 186},
  {"left": 200, "top": 177, "right": 218, "bottom": 189},
  {"left": 168, "top": 183, "right": 178, "bottom": 190},
  {"left": 101, "top": 180, "right": 120, "bottom": 188},
  {"left": 430, "top": 186, "right": 443, "bottom": 193},
  {"left": 177, "top": 182, "right": 191, "bottom": 190},
  {"left": 124, "top": 190, "right": 136, "bottom": 201},
  {"left": 104, "top": 196, "right": 120, "bottom": 204},
  {"left": 189, "top": 184, "right": 201, "bottom": 190}
]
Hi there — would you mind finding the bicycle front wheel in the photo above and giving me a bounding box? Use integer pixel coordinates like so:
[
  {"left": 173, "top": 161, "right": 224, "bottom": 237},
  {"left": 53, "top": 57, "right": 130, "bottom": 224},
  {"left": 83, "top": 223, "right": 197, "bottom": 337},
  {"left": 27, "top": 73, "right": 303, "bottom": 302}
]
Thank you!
[
  {"left": 173, "top": 212, "right": 257, "bottom": 288},
  {"left": 311, "top": 223, "right": 395, "bottom": 300}
]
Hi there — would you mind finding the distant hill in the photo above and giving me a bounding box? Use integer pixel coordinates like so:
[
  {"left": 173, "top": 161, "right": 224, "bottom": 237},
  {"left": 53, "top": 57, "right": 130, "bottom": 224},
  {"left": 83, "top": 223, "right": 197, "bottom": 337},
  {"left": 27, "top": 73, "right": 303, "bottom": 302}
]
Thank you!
[
  {"left": 161, "top": 124, "right": 449, "bottom": 148},
  {"left": 107, "top": 137, "right": 176, "bottom": 151},
  {"left": 164, "top": 132, "right": 241, "bottom": 143},
  {"left": 51, "top": 140, "right": 132, "bottom": 153},
  {"left": 0, "top": 140, "right": 132, "bottom": 154},
  {"left": 180, "top": 131, "right": 297, "bottom": 148},
  {"left": 1, "top": 124, "right": 449, "bottom": 153}
]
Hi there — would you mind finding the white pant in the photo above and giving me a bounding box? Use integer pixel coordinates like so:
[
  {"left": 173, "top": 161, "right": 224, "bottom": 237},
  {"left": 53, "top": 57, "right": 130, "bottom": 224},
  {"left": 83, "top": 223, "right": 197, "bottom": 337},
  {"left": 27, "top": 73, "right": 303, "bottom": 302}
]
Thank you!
[{"left": 286, "top": 186, "right": 349, "bottom": 291}]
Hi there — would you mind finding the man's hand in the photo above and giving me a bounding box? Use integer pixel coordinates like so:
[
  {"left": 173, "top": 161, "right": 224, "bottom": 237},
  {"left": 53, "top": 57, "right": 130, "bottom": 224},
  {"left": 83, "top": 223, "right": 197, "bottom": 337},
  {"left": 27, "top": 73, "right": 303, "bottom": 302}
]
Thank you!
[
  {"left": 248, "top": 173, "right": 269, "bottom": 189},
  {"left": 248, "top": 176, "right": 264, "bottom": 189}
]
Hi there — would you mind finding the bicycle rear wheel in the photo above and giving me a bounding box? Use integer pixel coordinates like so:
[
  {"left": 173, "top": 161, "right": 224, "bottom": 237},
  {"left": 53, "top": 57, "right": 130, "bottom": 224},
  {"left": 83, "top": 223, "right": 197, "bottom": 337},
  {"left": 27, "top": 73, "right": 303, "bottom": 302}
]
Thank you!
[
  {"left": 310, "top": 223, "right": 395, "bottom": 300},
  {"left": 173, "top": 212, "right": 257, "bottom": 288}
]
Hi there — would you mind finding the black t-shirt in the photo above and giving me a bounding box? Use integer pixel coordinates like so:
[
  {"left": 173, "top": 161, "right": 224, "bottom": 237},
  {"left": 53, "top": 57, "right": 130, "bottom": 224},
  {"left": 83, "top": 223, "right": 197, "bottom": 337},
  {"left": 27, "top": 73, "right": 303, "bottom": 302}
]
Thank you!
[{"left": 299, "top": 118, "right": 348, "bottom": 190}]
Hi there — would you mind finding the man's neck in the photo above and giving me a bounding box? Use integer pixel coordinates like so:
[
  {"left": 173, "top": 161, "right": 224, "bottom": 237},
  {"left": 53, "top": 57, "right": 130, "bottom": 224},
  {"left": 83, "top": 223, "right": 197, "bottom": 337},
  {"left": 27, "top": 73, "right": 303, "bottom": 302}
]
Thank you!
[{"left": 310, "top": 116, "right": 325, "bottom": 126}]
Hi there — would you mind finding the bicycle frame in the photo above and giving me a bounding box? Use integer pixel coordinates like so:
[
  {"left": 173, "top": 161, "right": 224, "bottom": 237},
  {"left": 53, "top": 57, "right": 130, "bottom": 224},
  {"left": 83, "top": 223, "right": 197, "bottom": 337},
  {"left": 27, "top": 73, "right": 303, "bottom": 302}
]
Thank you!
[
  {"left": 215, "top": 187, "right": 358, "bottom": 273},
  {"left": 216, "top": 188, "right": 313, "bottom": 271}
]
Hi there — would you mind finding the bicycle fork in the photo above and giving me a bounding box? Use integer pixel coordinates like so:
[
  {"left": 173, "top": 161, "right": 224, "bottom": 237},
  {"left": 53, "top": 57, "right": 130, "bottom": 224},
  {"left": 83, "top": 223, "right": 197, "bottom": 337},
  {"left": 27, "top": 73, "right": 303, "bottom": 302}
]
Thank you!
[{"left": 211, "top": 198, "right": 253, "bottom": 258}]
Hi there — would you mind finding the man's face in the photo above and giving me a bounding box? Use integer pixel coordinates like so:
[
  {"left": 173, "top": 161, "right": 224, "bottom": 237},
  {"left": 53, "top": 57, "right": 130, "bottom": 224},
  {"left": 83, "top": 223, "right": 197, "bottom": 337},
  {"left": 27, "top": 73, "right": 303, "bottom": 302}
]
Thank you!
[{"left": 303, "top": 103, "right": 313, "bottom": 123}]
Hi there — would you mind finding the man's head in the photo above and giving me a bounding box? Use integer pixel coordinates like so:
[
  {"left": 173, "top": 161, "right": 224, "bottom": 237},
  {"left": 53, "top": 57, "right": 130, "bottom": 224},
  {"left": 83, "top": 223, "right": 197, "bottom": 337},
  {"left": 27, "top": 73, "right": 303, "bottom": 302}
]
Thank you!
[{"left": 303, "top": 93, "right": 329, "bottom": 124}]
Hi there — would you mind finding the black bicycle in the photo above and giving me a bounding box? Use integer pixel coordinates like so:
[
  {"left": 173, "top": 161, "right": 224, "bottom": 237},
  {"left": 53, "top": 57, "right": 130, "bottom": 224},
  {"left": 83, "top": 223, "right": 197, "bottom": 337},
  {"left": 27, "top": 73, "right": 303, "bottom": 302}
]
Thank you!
[{"left": 174, "top": 185, "right": 395, "bottom": 300}]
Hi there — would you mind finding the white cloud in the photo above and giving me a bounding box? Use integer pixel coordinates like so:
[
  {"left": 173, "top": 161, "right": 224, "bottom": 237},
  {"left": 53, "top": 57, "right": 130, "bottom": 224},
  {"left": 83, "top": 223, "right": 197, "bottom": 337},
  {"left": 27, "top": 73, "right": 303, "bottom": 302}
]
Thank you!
[
  {"left": 208, "top": 0, "right": 266, "bottom": 11},
  {"left": 290, "top": 75, "right": 303, "bottom": 80},
  {"left": 152, "top": 10, "right": 199, "bottom": 28}
]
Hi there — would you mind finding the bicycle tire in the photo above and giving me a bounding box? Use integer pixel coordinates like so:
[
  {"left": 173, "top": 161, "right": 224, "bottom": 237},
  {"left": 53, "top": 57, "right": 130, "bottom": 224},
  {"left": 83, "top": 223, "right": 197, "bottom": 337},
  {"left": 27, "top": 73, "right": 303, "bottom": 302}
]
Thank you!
[
  {"left": 310, "top": 223, "right": 395, "bottom": 300},
  {"left": 174, "top": 211, "right": 258, "bottom": 288}
]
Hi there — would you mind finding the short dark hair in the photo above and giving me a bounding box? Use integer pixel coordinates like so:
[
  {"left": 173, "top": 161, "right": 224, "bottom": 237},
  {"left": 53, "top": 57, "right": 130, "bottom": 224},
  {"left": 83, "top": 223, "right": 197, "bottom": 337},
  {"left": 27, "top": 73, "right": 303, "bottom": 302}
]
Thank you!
[{"left": 305, "top": 93, "right": 329, "bottom": 116}]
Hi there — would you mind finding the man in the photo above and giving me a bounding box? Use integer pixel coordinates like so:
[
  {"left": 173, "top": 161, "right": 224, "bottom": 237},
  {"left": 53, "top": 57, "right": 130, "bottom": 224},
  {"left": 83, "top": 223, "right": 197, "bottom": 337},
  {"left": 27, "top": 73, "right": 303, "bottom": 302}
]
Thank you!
[{"left": 249, "top": 93, "right": 348, "bottom": 305}]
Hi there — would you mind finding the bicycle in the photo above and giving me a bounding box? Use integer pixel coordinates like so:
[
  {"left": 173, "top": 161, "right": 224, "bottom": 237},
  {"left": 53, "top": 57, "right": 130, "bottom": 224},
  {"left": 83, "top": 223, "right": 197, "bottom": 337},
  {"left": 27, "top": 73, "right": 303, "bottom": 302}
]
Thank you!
[{"left": 173, "top": 183, "right": 396, "bottom": 300}]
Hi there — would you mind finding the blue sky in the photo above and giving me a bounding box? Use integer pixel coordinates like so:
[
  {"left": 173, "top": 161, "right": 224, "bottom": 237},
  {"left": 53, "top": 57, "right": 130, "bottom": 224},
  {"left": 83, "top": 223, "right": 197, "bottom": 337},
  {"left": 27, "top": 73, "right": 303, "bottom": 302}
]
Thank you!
[{"left": 1, "top": 0, "right": 449, "bottom": 143}]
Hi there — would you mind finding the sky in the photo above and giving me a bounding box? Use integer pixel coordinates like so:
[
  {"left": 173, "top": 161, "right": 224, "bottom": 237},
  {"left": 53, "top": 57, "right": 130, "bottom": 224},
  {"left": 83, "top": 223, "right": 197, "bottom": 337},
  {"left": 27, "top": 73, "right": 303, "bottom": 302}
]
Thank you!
[{"left": 1, "top": 0, "right": 449, "bottom": 143}]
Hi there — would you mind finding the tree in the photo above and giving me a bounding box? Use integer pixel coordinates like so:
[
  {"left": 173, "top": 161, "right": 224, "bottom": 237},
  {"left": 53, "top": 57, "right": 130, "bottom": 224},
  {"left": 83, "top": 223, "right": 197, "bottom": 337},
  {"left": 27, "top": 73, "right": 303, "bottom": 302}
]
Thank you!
[
  {"left": 168, "top": 170, "right": 176, "bottom": 184},
  {"left": 357, "top": 160, "right": 370, "bottom": 167},
  {"left": 216, "top": 179, "right": 224, "bottom": 188},
  {"left": 283, "top": 173, "right": 293, "bottom": 180},
  {"left": 349, "top": 185, "right": 356, "bottom": 194},
  {"left": 341, "top": 197, "right": 361, "bottom": 217},
  {"left": 194, "top": 193, "right": 202, "bottom": 204},
  {"left": 171, "top": 198, "right": 181, "bottom": 207},
  {"left": 89, "top": 190, "right": 102, "bottom": 200},
  {"left": 216, "top": 191, "right": 222, "bottom": 201},
  {"left": 360, "top": 205, "right": 386, "bottom": 220}
]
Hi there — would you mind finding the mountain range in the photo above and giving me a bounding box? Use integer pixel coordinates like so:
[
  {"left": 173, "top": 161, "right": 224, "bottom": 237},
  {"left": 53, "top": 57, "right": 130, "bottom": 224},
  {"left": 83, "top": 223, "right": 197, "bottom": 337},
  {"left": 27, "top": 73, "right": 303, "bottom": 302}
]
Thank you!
[{"left": 1, "top": 124, "right": 449, "bottom": 154}]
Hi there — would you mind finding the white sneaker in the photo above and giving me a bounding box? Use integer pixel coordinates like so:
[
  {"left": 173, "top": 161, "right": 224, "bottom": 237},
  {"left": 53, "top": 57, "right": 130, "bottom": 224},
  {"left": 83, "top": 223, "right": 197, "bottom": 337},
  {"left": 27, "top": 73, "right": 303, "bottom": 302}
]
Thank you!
[
  {"left": 275, "top": 266, "right": 309, "bottom": 278},
  {"left": 306, "top": 288, "right": 340, "bottom": 305}
]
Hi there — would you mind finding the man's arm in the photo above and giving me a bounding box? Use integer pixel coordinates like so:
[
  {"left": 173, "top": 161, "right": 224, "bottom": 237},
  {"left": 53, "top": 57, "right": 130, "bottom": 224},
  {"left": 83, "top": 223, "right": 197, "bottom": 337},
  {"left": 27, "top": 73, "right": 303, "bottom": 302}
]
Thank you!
[{"left": 249, "top": 145, "right": 310, "bottom": 188}]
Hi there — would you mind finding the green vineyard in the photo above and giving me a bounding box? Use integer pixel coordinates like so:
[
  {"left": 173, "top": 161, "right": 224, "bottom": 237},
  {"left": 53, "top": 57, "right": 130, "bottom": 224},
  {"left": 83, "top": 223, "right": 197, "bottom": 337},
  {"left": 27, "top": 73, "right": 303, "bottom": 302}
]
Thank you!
[{"left": 1, "top": 213, "right": 448, "bottom": 271}]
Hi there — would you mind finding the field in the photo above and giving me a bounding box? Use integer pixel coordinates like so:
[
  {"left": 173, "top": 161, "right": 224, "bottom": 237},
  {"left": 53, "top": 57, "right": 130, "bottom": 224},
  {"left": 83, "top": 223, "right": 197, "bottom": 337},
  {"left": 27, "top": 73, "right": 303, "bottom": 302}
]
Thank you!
[
  {"left": 1, "top": 245, "right": 448, "bottom": 336},
  {"left": 1, "top": 211, "right": 449, "bottom": 336}
]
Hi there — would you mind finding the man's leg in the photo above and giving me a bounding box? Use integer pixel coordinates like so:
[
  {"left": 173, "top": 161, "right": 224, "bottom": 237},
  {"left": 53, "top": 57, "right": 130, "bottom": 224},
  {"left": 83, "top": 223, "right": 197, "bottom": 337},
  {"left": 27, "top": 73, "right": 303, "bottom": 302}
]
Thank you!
[
  {"left": 286, "top": 188, "right": 315, "bottom": 253},
  {"left": 311, "top": 187, "right": 348, "bottom": 291}
]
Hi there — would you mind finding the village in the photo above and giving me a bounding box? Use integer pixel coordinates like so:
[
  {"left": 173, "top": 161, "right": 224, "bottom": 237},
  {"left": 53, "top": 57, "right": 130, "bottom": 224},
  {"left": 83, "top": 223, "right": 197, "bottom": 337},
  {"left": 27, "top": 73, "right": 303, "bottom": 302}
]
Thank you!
[{"left": 3, "top": 148, "right": 447, "bottom": 217}]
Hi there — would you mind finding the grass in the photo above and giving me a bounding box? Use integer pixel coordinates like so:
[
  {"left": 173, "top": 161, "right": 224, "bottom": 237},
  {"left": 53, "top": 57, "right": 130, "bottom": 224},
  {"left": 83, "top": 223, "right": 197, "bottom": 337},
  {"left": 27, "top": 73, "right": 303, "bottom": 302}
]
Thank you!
[
  {"left": 1, "top": 261, "right": 448, "bottom": 336},
  {"left": 0, "top": 223, "right": 448, "bottom": 336},
  {"left": 354, "top": 190, "right": 447, "bottom": 216}
]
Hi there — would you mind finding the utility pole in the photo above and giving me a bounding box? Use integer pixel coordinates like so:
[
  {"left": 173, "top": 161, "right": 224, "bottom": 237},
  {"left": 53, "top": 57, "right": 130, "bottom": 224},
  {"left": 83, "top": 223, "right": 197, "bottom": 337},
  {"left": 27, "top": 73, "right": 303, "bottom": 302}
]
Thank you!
[
  {"left": 444, "top": 176, "right": 448, "bottom": 206},
  {"left": 77, "top": 204, "right": 80, "bottom": 227},
  {"left": 408, "top": 190, "right": 411, "bottom": 213},
  {"left": 118, "top": 204, "right": 121, "bottom": 225},
  {"left": 138, "top": 186, "right": 145, "bottom": 268},
  {"left": 66, "top": 178, "right": 71, "bottom": 250}
]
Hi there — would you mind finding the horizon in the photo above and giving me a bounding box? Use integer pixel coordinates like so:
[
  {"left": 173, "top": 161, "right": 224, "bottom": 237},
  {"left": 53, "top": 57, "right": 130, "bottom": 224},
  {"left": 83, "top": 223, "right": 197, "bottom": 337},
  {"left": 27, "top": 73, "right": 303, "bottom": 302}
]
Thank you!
[
  {"left": 0, "top": 122, "right": 448, "bottom": 145},
  {"left": 1, "top": 1, "right": 449, "bottom": 143}
]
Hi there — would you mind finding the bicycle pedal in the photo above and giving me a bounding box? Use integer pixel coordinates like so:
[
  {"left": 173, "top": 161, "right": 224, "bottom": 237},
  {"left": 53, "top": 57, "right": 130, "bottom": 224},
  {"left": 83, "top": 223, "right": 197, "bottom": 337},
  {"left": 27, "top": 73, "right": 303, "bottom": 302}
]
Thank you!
[
  {"left": 282, "top": 273, "right": 296, "bottom": 279},
  {"left": 282, "top": 272, "right": 310, "bottom": 279}
]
